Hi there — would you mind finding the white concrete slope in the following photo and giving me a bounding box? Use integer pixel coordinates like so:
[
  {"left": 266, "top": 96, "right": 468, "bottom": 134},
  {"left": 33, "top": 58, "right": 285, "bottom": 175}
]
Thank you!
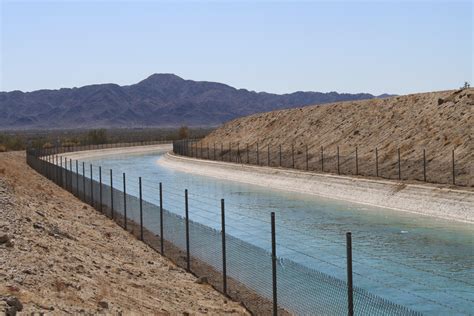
[{"left": 159, "top": 152, "right": 474, "bottom": 224}]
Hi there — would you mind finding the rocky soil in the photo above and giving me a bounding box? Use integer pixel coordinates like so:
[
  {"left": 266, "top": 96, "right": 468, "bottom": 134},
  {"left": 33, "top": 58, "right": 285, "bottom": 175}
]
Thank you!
[
  {"left": 0, "top": 151, "right": 249, "bottom": 315},
  {"left": 201, "top": 89, "right": 473, "bottom": 186}
]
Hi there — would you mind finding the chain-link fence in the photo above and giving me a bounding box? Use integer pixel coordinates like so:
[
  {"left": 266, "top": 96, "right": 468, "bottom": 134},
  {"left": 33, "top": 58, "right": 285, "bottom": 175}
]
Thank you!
[
  {"left": 173, "top": 140, "right": 472, "bottom": 187},
  {"left": 27, "top": 147, "right": 424, "bottom": 315}
]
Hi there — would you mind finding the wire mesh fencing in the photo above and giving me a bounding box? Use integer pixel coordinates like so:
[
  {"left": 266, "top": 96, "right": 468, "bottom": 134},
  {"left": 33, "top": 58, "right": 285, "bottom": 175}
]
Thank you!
[
  {"left": 173, "top": 140, "right": 472, "bottom": 187},
  {"left": 27, "top": 147, "right": 425, "bottom": 316}
]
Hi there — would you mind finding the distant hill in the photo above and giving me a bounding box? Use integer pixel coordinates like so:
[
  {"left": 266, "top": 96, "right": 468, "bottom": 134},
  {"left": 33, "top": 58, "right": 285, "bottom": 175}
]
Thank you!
[{"left": 0, "top": 73, "right": 390, "bottom": 130}]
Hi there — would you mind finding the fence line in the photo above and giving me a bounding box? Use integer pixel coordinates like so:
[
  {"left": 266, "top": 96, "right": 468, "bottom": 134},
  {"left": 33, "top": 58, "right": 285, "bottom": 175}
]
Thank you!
[
  {"left": 172, "top": 140, "right": 472, "bottom": 187},
  {"left": 26, "top": 146, "right": 423, "bottom": 316}
]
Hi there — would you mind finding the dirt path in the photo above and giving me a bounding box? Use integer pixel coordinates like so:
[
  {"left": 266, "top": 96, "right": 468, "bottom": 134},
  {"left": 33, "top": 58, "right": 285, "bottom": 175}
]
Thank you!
[{"left": 0, "top": 151, "right": 249, "bottom": 315}]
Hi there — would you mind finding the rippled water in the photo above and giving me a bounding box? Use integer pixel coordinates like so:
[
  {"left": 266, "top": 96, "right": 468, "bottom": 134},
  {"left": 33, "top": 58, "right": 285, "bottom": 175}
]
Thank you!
[{"left": 80, "top": 150, "right": 474, "bottom": 315}]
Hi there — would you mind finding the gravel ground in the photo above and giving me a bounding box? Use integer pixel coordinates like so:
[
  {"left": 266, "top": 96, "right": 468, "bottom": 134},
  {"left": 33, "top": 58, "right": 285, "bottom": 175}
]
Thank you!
[{"left": 0, "top": 151, "right": 249, "bottom": 315}]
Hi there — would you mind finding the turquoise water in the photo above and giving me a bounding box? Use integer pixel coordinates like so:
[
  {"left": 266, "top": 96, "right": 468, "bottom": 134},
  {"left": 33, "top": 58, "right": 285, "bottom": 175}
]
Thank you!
[{"left": 80, "top": 151, "right": 474, "bottom": 315}]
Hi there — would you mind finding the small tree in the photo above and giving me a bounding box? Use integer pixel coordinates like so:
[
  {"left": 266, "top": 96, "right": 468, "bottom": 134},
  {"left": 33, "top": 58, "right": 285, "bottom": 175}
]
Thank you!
[
  {"left": 462, "top": 81, "right": 470, "bottom": 89},
  {"left": 178, "top": 126, "right": 189, "bottom": 139}
]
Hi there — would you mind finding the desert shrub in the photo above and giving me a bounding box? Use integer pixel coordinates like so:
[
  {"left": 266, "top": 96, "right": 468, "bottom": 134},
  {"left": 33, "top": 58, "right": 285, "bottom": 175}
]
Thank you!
[
  {"left": 0, "top": 145, "right": 6, "bottom": 152},
  {"left": 178, "top": 126, "right": 189, "bottom": 139}
]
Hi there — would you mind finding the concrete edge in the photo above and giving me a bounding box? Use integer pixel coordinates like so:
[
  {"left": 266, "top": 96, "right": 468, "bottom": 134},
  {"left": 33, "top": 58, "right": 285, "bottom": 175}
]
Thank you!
[{"left": 159, "top": 153, "right": 474, "bottom": 224}]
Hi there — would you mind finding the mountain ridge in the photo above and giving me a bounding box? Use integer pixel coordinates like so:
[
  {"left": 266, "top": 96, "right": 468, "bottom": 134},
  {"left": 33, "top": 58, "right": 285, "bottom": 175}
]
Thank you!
[{"left": 0, "top": 74, "right": 392, "bottom": 130}]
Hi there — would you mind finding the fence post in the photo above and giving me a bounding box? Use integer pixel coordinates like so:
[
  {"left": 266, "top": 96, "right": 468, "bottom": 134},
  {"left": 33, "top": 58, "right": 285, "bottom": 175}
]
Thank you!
[
  {"left": 99, "top": 167, "right": 103, "bottom": 213},
  {"left": 160, "top": 182, "right": 164, "bottom": 255},
  {"left": 303, "top": 145, "right": 307, "bottom": 170},
  {"left": 355, "top": 147, "right": 358, "bottom": 175},
  {"left": 267, "top": 144, "right": 270, "bottom": 166},
  {"left": 423, "top": 149, "right": 426, "bottom": 182},
  {"left": 123, "top": 173, "right": 127, "bottom": 230},
  {"left": 75, "top": 160, "right": 79, "bottom": 197},
  {"left": 90, "top": 164, "right": 94, "bottom": 207},
  {"left": 398, "top": 148, "right": 401, "bottom": 180},
  {"left": 375, "top": 148, "right": 379, "bottom": 177},
  {"left": 247, "top": 143, "right": 249, "bottom": 164},
  {"left": 139, "top": 177, "right": 143, "bottom": 241},
  {"left": 185, "top": 189, "right": 190, "bottom": 272},
  {"left": 60, "top": 156, "right": 63, "bottom": 188},
  {"left": 229, "top": 142, "right": 232, "bottom": 162},
  {"left": 257, "top": 142, "right": 259, "bottom": 165},
  {"left": 346, "top": 232, "right": 354, "bottom": 316},
  {"left": 221, "top": 143, "right": 224, "bottom": 161},
  {"left": 291, "top": 144, "right": 295, "bottom": 169},
  {"left": 279, "top": 144, "right": 282, "bottom": 167},
  {"left": 337, "top": 146, "right": 340, "bottom": 175},
  {"left": 321, "top": 146, "right": 324, "bottom": 172},
  {"left": 237, "top": 143, "right": 241, "bottom": 163},
  {"left": 207, "top": 143, "right": 210, "bottom": 159},
  {"left": 452, "top": 149, "right": 455, "bottom": 185},
  {"left": 214, "top": 143, "right": 216, "bottom": 160},
  {"left": 69, "top": 159, "right": 73, "bottom": 192},
  {"left": 271, "top": 212, "right": 277, "bottom": 316},
  {"left": 110, "top": 169, "right": 114, "bottom": 219},
  {"left": 221, "top": 199, "right": 227, "bottom": 295},
  {"left": 82, "top": 162, "right": 86, "bottom": 201}
]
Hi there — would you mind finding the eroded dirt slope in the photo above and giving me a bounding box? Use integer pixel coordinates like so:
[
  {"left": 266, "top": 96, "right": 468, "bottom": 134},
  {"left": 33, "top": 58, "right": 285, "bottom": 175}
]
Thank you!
[{"left": 202, "top": 89, "right": 473, "bottom": 186}]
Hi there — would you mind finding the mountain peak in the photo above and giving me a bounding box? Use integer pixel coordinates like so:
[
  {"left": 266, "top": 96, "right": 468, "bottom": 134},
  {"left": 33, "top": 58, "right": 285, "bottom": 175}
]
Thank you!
[{"left": 139, "top": 73, "right": 184, "bottom": 85}]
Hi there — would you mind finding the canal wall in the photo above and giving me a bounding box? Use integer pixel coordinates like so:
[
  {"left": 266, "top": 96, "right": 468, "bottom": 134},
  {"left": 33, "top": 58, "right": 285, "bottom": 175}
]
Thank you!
[{"left": 160, "top": 152, "right": 474, "bottom": 223}]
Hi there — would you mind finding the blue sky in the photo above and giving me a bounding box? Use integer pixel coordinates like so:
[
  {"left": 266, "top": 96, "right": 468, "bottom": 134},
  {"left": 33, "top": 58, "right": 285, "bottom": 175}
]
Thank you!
[{"left": 0, "top": 0, "right": 472, "bottom": 95}]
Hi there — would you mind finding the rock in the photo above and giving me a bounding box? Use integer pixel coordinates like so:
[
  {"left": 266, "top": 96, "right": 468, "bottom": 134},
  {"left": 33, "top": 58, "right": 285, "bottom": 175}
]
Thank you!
[
  {"left": 98, "top": 301, "right": 109, "bottom": 309},
  {"left": 0, "top": 234, "right": 10, "bottom": 244},
  {"left": 438, "top": 98, "right": 444, "bottom": 105},
  {"left": 33, "top": 222, "right": 44, "bottom": 230},
  {"left": 36, "top": 211, "right": 45, "bottom": 217},
  {"left": 6, "top": 296, "right": 23, "bottom": 312},
  {"left": 195, "top": 276, "right": 208, "bottom": 284}
]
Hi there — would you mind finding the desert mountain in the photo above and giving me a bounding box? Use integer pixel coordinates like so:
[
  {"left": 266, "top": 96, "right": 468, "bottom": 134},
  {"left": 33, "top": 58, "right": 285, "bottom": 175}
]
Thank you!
[{"left": 0, "top": 74, "right": 387, "bottom": 129}]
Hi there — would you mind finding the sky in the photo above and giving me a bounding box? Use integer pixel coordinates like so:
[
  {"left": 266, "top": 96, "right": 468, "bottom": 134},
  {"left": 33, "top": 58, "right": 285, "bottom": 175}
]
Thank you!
[{"left": 0, "top": 0, "right": 472, "bottom": 95}]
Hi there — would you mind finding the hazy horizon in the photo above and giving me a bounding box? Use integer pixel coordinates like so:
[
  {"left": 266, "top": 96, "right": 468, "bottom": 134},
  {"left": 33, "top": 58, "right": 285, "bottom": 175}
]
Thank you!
[{"left": 1, "top": 1, "right": 472, "bottom": 95}]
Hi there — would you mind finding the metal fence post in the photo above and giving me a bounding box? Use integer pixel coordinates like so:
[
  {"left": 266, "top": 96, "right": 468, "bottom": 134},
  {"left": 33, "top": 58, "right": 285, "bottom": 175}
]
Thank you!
[
  {"left": 337, "top": 146, "right": 340, "bottom": 175},
  {"left": 271, "top": 212, "right": 278, "bottom": 316},
  {"left": 355, "top": 147, "right": 359, "bottom": 175},
  {"left": 375, "top": 148, "right": 379, "bottom": 177},
  {"left": 99, "top": 167, "right": 103, "bottom": 212},
  {"left": 267, "top": 144, "right": 270, "bottom": 166},
  {"left": 247, "top": 143, "right": 249, "bottom": 164},
  {"left": 306, "top": 145, "right": 309, "bottom": 170},
  {"left": 257, "top": 142, "right": 259, "bottom": 165},
  {"left": 321, "top": 146, "right": 324, "bottom": 172},
  {"left": 279, "top": 144, "right": 282, "bottom": 167},
  {"left": 69, "top": 159, "right": 73, "bottom": 192},
  {"left": 221, "top": 143, "right": 224, "bottom": 161},
  {"left": 221, "top": 199, "right": 227, "bottom": 295},
  {"left": 452, "top": 149, "right": 455, "bottom": 185},
  {"left": 160, "top": 182, "right": 164, "bottom": 255},
  {"left": 76, "top": 160, "right": 79, "bottom": 197},
  {"left": 139, "top": 177, "right": 143, "bottom": 241},
  {"left": 60, "top": 156, "right": 63, "bottom": 187},
  {"left": 185, "top": 189, "right": 190, "bottom": 272},
  {"left": 398, "top": 148, "right": 401, "bottom": 180},
  {"left": 123, "top": 173, "right": 127, "bottom": 230},
  {"left": 214, "top": 142, "right": 216, "bottom": 160},
  {"left": 346, "top": 232, "right": 354, "bottom": 316},
  {"left": 423, "top": 149, "right": 426, "bottom": 182},
  {"left": 82, "top": 162, "right": 86, "bottom": 201},
  {"left": 110, "top": 169, "right": 114, "bottom": 219},
  {"left": 291, "top": 144, "right": 295, "bottom": 168},
  {"left": 90, "top": 164, "right": 94, "bottom": 207},
  {"left": 229, "top": 142, "right": 232, "bottom": 162}
]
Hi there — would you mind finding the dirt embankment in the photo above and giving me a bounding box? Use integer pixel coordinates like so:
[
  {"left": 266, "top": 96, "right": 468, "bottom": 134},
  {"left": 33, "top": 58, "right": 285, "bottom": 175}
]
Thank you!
[
  {"left": 201, "top": 89, "right": 473, "bottom": 186},
  {"left": 0, "top": 151, "right": 248, "bottom": 315}
]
